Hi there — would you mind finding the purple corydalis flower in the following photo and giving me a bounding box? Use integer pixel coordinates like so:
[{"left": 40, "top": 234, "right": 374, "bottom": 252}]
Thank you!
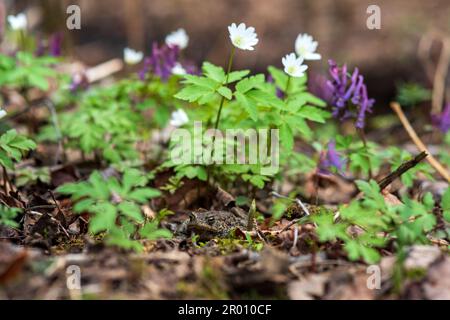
[
  {"left": 318, "top": 140, "right": 345, "bottom": 175},
  {"left": 308, "top": 73, "right": 334, "bottom": 104},
  {"left": 432, "top": 104, "right": 450, "bottom": 134},
  {"left": 69, "top": 72, "right": 89, "bottom": 92},
  {"left": 139, "top": 42, "right": 179, "bottom": 81},
  {"left": 327, "top": 60, "right": 374, "bottom": 129},
  {"left": 49, "top": 32, "right": 63, "bottom": 57}
]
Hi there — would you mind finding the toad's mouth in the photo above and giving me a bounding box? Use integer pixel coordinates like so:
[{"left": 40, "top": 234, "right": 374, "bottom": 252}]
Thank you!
[{"left": 187, "top": 223, "right": 219, "bottom": 234}]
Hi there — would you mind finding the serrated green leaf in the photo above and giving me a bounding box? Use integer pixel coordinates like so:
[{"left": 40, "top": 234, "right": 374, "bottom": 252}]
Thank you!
[
  {"left": 296, "top": 106, "right": 331, "bottom": 123},
  {"left": 89, "top": 203, "right": 117, "bottom": 233},
  {"left": 118, "top": 201, "right": 143, "bottom": 223},
  {"left": 174, "top": 85, "right": 214, "bottom": 103},
  {"left": 235, "top": 91, "right": 258, "bottom": 121},
  {"left": 202, "top": 62, "right": 225, "bottom": 83},
  {"left": 279, "top": 123, "right": 294, "bottom": 152},
  {"left": 128, "top": 188, "right": 162, "bottom": 202},
  {"left": 226, "top": 70, "right": 250, "bottom": 84},
  {"left": 217, "top": 86, "right": 232, "bottom": 100}
]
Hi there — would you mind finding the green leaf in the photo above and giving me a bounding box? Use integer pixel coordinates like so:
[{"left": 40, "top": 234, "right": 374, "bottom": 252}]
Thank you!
[
  {"left": 217, "top": 86, "right": 232, "bottom": 100},
  {"left": 202, "top": 62, "right": 225, "bottom": 83},
  {"left": 236, "top": 74, "right": 265, "bottom": 94},
  {"left": 268, "top": 66, "right": 288, "bottom": 90},
  {"left": 89, "top": 203, "right": 117, "bottom": 233},
  {"left": 118, "top": 201, "right": 143, "bottom": 223},
  {"left": 182, "top": 74, "right": 218, "bottom": 89},
  {"left": 28, "top": 73, "right": 49, "bottom": 91},
  {"left": 235, "top": 91, "right": 258, "bottom": 121},
  {"left": 311, "top": 212, "right": 348, "bottom": 242},
  {"left": 139, "top": 221, "right": 172, "bottom": 240},
  {"left": 174, "top": 85, "right": 215, "bottom": 103},
  {"left": 279, "top": 123, "right": 294, "bottom": 152},
  {"left": 296, "top": 106, "right": 331, "bottom": 123},
  {"left": 128, "top": 188, "right": 162, "bottom": 203},
  {"left": 226, "top": 70, "right": 250, "bottom": 84},
  {"left": 442, "top": 187, "right": 450, "bottom": 211}
]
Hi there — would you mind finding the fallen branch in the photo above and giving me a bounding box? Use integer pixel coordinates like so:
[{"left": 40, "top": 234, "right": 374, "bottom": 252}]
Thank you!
[
  {"left": 390, "top": 102, "right": 450, "bottom": 182},
  {"left": 432, "top": 38, "right": 450, "bottom": 115},
  {"left": 417, "top": 31, "right": 450, "bottom": 115},
  {"left": 377, "top": 151, "right": 428, "bottom": 190}
]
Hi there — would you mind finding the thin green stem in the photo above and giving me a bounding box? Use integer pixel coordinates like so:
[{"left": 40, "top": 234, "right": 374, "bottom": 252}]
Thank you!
[
  {"left": 213, "top": 46, "right": 235, "bottom": 130},
  {"left": 207, "top": 47, "right": 236, "bottom": 187},
  {"left": 357, "top": 127, "right": 373, "bottom": 179},
  {"left": 285, "top": 76, "right": 291, "bottom": 97},
  {"left": 19, "top": 30, "right": 26, "bottom": 51}
]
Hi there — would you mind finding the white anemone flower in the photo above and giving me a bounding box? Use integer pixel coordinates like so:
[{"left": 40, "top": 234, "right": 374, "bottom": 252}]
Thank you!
[
  {"left": 8, "top": 13, "right": 27, "bottom": 30},
  {"left": 171, "top": 63, "right": 187, "bottom": 76},
  {"left": 170, "top": 109, "right": 189, "bottom": 127},
  {"left": 228, "top": 23, "right": 258, "bottom": 51},
  {"left": 0, "top": 108, "right": 7, "bottom": 119},
  {"left": 123, "top": 48, "right": 143, "bottom": 65},
  {"left": 165, "top": 28, "right": 189, "bottom": 50},
  {"left": 282, "top": 53, "right": 308, "bottom": 78},
  {"left": 295, "top": 33, "right": 321, "bottom": 60}
]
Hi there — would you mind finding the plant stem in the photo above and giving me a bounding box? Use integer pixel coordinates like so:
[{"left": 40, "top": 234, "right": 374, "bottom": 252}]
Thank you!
[
  {"left": 285, "top": 76, "right": 291, "bottom": 97},
  {"left": 357, "top": 127, "right": 373, "bottom": 179},
  {"left": 19, "top": 30, "right": 26, "bottom": 51},
  {"left": 213, "top": 46, "right": 235, "bottom": 130},
  {"left": 207, "top": 47, "right": 236, "bottom": 186}
]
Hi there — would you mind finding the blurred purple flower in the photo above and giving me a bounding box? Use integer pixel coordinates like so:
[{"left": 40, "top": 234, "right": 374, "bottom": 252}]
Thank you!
[
  {"left": 69, "top": 72, "right": 89, "bottom": 93},
  {"left": 432, "top": 103, "right": 450, "bottom": 134},
  {"left": 139, "top": 42, "right": 179, "bottom": 81},
  {"left": 139, "top": 42, "right": 198, "bottom": 81},
  {"left": 49, "top": 32, "right": 63, "bottom": 57},
  {"left": 318, "top": 140, "right": 345, "bottom": 175},
  {"left": 308, "top": 73, "right": 333, "bottom": 104},
  {"left": 327, "top": 60, "right": 374, "bottom": 129}
]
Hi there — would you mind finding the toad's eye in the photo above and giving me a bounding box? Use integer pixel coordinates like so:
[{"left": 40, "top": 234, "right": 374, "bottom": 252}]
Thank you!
[
  {"left": 206, "top": 216, "right": 215, "bottom": 224},
  {"left": 189, "top": 213, "right": 197, "bottom": 222}
]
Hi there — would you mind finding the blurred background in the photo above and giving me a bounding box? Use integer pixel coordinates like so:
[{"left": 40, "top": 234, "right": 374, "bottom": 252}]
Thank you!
[{"left": 4, "top": 0, "right": 450, "bottom": 105}]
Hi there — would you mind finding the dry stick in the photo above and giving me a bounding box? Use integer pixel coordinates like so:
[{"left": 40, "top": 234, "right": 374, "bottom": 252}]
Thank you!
[
  {"left": 377, "top": 151, "right": 428, "bottom": 191},
  {"left": 417, "top": 33, "right": 436, "bottom": 84},
  {"left": 431, "top": 37, "right": 450, "bottom": 115},
  {"left": 390, "top": 102, "right": 450, "bottom": 182}
]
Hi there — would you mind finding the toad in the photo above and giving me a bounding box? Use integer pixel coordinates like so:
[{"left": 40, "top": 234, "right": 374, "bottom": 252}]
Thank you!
[{"left": 176, "top": 208, "right": 248, "bottom": 241}]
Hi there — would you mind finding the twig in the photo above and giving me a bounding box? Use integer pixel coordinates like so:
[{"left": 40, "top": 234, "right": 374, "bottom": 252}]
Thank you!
[
  {"left": 390, "top": 102, "right": 450, "bottom": 182},
  {"left": 377, "top": 151, "right": 428, "bottom": 190},
  {"left": 417, "top": 33, "right": 435, "bottom": 83},
  {"left": 432, "top": 37, "right": 450, "bottom": 115},
  {"left": 271, "top": 191, "right": 311, "bottom": 216},
  {"left": 278, "top": 219, "right": 301, "bottom": 233},
  {"left": 85, "top": 59, "right": 123, "bottom": 84},
  {"left": 417, "top": 32, "right": 450, "bottom": 115}
]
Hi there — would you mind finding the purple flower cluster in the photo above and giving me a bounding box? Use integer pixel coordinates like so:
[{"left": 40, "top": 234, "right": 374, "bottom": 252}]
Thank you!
[
  {"left": 432, "top": 103, "right": 450, "bottom": 134},
  {"left": 318, "top": 140, "right": 345, "bottom": 175},
  {"left": 138, "top": 42, "right": 200, "bottom": 81},
  {"left": 35, "top": 32, "right": 63, "bottom": 57},
  {"left": 139, "top": 42, "right": 179, "bottom": 81},
  {"left": 49, "top": 32, "right": 63, "bottom": 57},
  {"left": 327, "top": 60, "right": 375, "bottom": 129}
]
